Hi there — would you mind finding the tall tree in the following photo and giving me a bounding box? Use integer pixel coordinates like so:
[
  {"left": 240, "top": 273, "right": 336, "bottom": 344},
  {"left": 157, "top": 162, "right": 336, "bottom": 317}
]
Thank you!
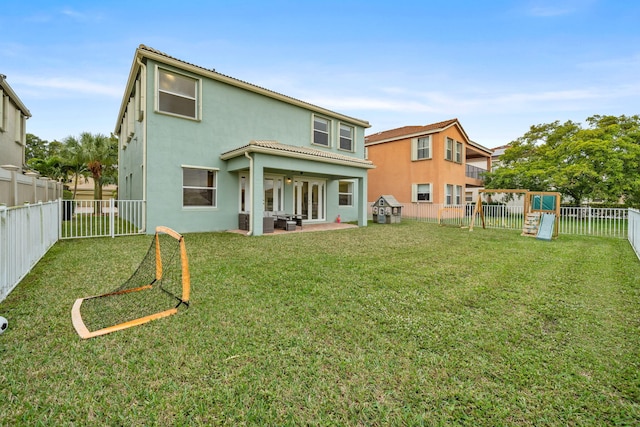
[
  {"left": 61, "top": 135, "right": 88, "bottom": 199},
  {"left": 61, "top": 132, "right": 118, "bottom": 201},
  {"left": 80, "top": 132, "right": 118, "bottom": 201},
  {"left": 26, "top": 156, "right": 66, "bottom": 182},
  {"left": 25, "top": 133, "right": 48, "bottom": 162},
  {"left": 485, "top": 115, "right": 640, "bottom": 205}
]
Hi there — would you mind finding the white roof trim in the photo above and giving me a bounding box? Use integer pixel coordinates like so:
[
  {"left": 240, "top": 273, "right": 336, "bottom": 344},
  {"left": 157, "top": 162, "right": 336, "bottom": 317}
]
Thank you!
[{"left": 221, "top": 140, "right": 375, "bottom": 169}]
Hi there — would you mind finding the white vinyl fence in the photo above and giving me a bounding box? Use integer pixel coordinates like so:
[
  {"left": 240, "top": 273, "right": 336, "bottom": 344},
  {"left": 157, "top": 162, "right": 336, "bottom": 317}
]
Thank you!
[
  {"left": 1, "top": 199, "right": 145, "bottom": 303},
  {"left": 377, "top": 203, "right": 630, "bottom": 239},
  {"left": 60, "top": 199, "right": 145, "bottom": 239},
  {"left": 629, "top": 209, "right": 640, "bottom": 261},
  {"left": 0, "top": 201, "right": 59, "bottom": 302}
]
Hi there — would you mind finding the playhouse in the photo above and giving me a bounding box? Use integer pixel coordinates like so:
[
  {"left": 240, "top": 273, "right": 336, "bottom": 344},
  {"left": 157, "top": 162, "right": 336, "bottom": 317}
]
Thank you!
[{"left": 371, "top": 195, "right": 402, "bottom": 224}]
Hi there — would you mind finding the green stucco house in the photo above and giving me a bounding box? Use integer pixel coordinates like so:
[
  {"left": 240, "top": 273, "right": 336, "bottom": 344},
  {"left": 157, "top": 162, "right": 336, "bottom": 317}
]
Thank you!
[{"left": 115, "top": 45, "right": 373, "bottom": 236}]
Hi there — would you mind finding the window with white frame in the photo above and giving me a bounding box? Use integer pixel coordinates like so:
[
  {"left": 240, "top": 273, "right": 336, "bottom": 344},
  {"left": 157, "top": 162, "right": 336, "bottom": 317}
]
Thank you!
[
  {"left": 455, "top": 141, "right": 463, "bottom": 163},
  {"left": 157, "top": 68, "right": 198, "bottom": 119},
  {"left": 412, "top": 183, "right": 432, "bottom": 202},
  {"left": 412, "top": 136, "right": 431, "bottom": 160},
  {"left": 445, "top": 137, "right": 454, "bottom": 161},
  {"left": 465, "top": 191, "right": 474, "bottom": 203},
  {"left": 183, "top": 167, "right": 216, "bottom": 207},
  {"left": 455, "top": 185, "right": 463, "bottom": 205},
  {"left": 339, "top": 123, "right": 354, "bottom": 151},
  {"left": 339, "top": 181, "right": 353, "bottom": 206},
  {"left": 313, "top": 116, "right": 330, "bottom": 146},
  {"left": 445, "top": 184, "right": 454, "bottom": 205}
]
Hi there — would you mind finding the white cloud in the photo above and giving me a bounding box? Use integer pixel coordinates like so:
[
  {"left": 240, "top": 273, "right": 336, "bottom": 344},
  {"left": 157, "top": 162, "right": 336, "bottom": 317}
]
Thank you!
[
  {"left": 526, "top": 0, "right": 594, "bottom": 17},
  {"left": 306, "top": 96, "right": 440, "bottom": 113},
  {"left": 60, "top": 7, "right": 104, "bottom": 22},
  {"left": 10, "top": 76, "right": 121, "bottom": 98},
  {"left": 528, "top": 6, "right": 575, "bottom": 16}
]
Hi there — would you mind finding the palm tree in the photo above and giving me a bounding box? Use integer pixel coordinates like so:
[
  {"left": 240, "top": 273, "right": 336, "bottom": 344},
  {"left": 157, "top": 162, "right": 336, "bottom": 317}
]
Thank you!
[
  {"left": 61, "top": 135, "right": 88, "bottom": 199},
  {"left": 61, "top": 132, "right": 118, "bottom": 214},
  {"left": 79, "top": 132, "right": 118, "bottom": 201}
]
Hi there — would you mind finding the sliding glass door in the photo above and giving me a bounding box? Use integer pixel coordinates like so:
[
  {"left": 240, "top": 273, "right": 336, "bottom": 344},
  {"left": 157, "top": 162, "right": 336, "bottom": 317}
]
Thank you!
[{"left": 293, "top": 178, "right": 325, "bottom": 221}]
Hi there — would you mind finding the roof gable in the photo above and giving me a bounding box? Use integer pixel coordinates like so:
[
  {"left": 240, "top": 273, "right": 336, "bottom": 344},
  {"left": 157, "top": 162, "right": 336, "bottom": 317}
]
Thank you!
[
  {"left": 115, "top": 45, "right": 370, "bottom": 134},
  {"left": 371, "top": 194, "right": 402, "bottom": 207},
  {"left": 365, "top": 118, "right": 492, "bottom": 155},
  {"left": 365, "top": 118, "right": 460, "bottom": 144}
]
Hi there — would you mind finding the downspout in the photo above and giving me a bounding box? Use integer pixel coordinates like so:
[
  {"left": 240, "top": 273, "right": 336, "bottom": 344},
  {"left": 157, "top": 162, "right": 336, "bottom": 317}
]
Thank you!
[
  {"left": 136, "top": 57, "right": 147, "bottom": 231},
  {"left": 244, "top": 151, "right": 254, "bottom": 236}
]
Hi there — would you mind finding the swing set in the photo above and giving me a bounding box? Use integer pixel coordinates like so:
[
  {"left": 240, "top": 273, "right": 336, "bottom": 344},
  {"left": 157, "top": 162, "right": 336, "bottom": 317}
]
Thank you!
[{"left": 469, "top": 189, "right": 561, "bottom": 239}]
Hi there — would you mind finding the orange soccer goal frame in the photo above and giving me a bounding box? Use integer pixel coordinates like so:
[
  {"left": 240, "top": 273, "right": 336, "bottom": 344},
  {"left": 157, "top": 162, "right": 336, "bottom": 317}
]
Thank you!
[{"left": 71, "top": 226, "right": 190, "bottom": 339}]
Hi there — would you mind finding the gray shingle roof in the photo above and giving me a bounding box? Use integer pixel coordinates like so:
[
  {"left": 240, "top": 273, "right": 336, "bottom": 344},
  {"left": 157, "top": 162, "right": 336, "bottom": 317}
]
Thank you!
[{"left": 220, "top": 140, "right": 374, "bottom": 168}]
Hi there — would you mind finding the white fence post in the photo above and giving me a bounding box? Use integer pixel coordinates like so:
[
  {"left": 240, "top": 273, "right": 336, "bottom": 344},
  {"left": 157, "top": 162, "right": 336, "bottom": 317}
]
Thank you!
[
  {"left": 110, "top": 198, "right": 115, "bottom": 238},
  {"left": 629, "top": 209, "right": 640, "bottom": 261},
  {"left": 0, "top": 205, "right": 7, "bottom": 297}
]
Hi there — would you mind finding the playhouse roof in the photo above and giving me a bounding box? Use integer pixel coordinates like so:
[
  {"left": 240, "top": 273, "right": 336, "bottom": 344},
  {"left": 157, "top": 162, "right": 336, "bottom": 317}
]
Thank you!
[{"left": 372, "top": 195, "right": 402, "bottom": 207}]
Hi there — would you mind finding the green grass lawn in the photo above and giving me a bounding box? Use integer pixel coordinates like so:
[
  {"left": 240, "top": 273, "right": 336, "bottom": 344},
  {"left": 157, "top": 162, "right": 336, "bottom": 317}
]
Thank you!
[{"left": 1, "top": 221, "right": 639, "bottom": 425}]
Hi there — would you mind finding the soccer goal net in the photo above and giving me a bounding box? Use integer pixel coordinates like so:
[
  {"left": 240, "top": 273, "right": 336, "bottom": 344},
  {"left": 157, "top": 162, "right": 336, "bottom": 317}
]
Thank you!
[{"left": 71, "top": 226, "right": 190, "bottom": 339}]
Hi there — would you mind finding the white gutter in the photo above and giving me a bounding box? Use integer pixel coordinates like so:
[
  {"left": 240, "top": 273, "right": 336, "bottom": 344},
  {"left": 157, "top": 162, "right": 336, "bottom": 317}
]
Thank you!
[
  {"left": 244, "top": 151, "right": 253, "bottom": 236},
  {"left": 137, "top": 57, "right": 148, "bottom": 229}
]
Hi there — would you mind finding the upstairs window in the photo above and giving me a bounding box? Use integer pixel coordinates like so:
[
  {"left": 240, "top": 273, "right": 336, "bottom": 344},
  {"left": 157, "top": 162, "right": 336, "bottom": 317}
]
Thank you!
[
  {"left": 339, "top": 124, "right": 354, "bottom": 151},
  {"left": 445, "top": 137, "right": 454, "bottom": 161},
  {"left": 15, "top": 112, "right": 25, "bottom": 145},
  {"left": 183, "top": 167, "right": 216, "bottom": 207},
  {"left": 412, "top": 136, "right": 431, "bottom": 160},
  {"left": 455, "top": 141, "right": 463, "bottom": 163},
  {"left": 158, "top": 68, "right": 198, "bottom": 119},
  {"left": 313, "top": 116, "right": 330, "bottom": 146}
]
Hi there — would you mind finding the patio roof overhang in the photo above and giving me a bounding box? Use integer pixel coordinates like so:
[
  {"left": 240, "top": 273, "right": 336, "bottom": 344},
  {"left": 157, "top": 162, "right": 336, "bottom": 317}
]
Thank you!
[{"left": 220, "top": 140, "right": 375, "bottom": 170}]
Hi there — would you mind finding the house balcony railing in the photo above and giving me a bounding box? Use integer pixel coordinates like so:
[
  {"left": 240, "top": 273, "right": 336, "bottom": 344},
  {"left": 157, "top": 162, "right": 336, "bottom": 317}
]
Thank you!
[{"left": 465, "top": 164, "right": 486, "bottom": 181}]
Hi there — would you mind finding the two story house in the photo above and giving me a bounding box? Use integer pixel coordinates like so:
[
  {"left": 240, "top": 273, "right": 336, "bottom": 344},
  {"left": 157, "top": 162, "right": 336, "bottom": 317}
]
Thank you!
[
  {"left": 365, "top": 118, "right": 491, "bottom": 206},
  {"left": 115, "top": 45, "right": 373, "bottom": 236},
  {"left": 0, "top": 74, "right": 30, "bottom": 172},
  {"left": 1, "top": 75, "right": 61, "bottom": 206}
]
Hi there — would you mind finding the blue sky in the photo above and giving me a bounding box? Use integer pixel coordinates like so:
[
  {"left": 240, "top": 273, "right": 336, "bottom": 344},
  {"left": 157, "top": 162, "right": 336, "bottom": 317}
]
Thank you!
[{"left": 1, "top": 0, "right": 638, "bottom": 149}]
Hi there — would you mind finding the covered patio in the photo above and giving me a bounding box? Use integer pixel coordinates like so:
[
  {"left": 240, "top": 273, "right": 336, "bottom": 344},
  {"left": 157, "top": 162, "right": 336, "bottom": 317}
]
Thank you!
[{"left": 221, "top": 140, "right": 374, "bottom": 236}]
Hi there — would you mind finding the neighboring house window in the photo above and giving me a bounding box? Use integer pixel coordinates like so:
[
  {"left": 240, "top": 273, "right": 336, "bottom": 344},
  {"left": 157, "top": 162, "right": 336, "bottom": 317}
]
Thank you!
[
  {"left": 455, "top": 142, "right": 463, "bottom": 163},
  {"left": 445, "top": 184, "right": 454, "bottom": 205},
  {"left": 412, "top": 136, "right": 432, "bottom": 160},
  {"left": 15, "top": 112, "right": 25, "bottom": 145},
  {"left": 445, "top": 185, "right": 463, "bottom": 205},
  {"left": 339, "top": 181, "right": 353, "bottom": 206},
  {"left": 465, "top": 191, "right": 474, "bottom": 203},
  {"left": 157, "top": 68, "right": 198, "bottom": 119},
  {"left": 412, "top": 183, "right": 432, "bottom": 202},
  {"left": 183, "top": 167, "right": 216, "bottom": 207},
  {"left": 445, "top": 137, "right": 454, "bottom": 161},
  {"left": 339, "top": 123, "right": 354, "bottom": 151},
  {"left": 313, "top": 116, "right": 330, "bottom": 146}
]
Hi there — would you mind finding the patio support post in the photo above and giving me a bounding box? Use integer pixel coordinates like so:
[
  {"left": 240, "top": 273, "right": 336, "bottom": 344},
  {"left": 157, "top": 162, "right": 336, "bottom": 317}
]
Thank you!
[
  {"left": 357, "top": 176, "right": 367, "bottom": 227},
  {"left": 251, "top": 156, "right": 265, "bottom": 236}
]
